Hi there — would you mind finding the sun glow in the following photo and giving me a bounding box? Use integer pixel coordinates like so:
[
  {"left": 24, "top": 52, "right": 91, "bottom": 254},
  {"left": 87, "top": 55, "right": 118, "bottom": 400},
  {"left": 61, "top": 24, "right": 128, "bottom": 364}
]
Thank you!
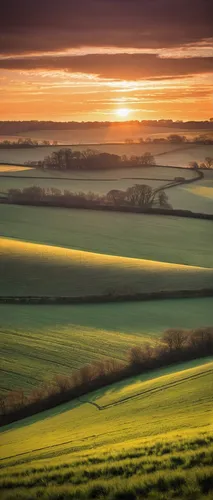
[{"left": 116, "top": 108, "right": 130, "bottom": 117}]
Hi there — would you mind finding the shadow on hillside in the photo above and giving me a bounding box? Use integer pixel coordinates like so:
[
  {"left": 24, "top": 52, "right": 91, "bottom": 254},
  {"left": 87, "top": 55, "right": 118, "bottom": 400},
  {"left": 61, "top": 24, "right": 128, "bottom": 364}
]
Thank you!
[{"left": 2, "top": 399, "right": 84, "bottom": 434}]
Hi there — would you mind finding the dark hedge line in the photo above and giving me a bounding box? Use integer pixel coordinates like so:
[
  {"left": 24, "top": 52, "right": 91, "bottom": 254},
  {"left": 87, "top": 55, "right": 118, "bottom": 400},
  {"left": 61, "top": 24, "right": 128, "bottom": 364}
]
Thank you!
[
  {"left": 1, "top": 289, "right": 213, "bottom": 305},
  {"left": 1, "top": 198, "right": 212, "bottom": 220}
]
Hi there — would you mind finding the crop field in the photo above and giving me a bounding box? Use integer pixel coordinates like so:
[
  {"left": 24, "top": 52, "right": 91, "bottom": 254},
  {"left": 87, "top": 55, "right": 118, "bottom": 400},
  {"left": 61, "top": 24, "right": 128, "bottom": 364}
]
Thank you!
[
  {"left": 1, "top": 297, "right": 213, "bottom": 394},
  {"left": 1, "top": 161, "right": 212, "bottom": 213},
  {"left": 1, "top": 205, "right": 212, "bottom": 268},
  {"left": 0, "top": 360, "right": 212, "bottom": 499},
  {"left": 0, "top": 143, "right": 212, "bottom": 167},
  {"left": 166, "top": 170, "right": 213, "bottom": 214},
  {"left": 2, "top": 236, "right": 212, "bottom": 297},
  {"left": 0, "top": 165, "right": 32, "bottom": 174},
  {"left": 0, "top": 174, "right": 167, "bottom": 195},
  {"left": 0, "top": 164, "right": 194, "bottom": 197},
  {"left": 0, "top": 165, "right": 193, "bottom": 180}
]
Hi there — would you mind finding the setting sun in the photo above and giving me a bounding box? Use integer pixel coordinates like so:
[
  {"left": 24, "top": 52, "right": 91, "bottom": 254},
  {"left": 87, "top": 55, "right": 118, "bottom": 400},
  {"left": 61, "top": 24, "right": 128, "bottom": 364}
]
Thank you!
[{"left": 116, "top": 108, "right": 130, "bottom": 118}]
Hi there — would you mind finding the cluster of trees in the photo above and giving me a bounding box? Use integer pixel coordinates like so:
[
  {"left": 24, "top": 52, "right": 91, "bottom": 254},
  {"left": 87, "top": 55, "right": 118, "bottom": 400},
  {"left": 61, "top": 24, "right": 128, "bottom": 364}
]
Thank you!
[
  {"left": 125, "top": 134, "right": 213, "bottom": 145},
  {"left": 7, "top": 184, "right": 171, "bottom": 209},
  {"left": 0, "top": 138, "right": 58, "bottom": 148},
  {"left": 33, "top": 149, "right": 155, "bottom": 171},
  {"left": 0, "top": 120, "right": 213, "bottom": 135},
  {"left": 189, "top": 157, "right": 213, "bottom": 170},
  {"left": 1, "top": 327, "right": 212, "bottom": 424}
]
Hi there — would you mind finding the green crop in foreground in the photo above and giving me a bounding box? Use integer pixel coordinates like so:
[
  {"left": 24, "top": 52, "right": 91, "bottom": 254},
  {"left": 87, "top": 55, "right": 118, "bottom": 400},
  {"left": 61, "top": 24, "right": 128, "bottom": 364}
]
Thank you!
[
  {"left": 1, "top": 298, "right": 213, "bottom": 393},
  {"left": 0, "top": 361, "right": 212, "bottom": 499}
]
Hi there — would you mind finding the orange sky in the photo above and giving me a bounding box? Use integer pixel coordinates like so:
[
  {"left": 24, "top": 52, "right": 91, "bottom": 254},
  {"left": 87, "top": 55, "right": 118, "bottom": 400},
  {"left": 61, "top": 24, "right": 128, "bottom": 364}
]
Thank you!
[{"left": 1, "top": 1, "right": 212, "bottom": 121}]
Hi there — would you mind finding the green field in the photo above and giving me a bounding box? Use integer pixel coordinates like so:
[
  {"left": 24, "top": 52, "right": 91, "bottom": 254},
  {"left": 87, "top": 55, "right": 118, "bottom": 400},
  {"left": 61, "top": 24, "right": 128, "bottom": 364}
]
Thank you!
[
  {"left": 0, "top": 174, "right": 167, "bottom": 195},
  {"left": 0, "top": 203, "right": 212, "bottom": 395},
  {"left": 1, "top": 360, "right": 212, "bottom": 499},
  {"left": 1, "top": 205, "right": 212, "bottom": 268},
  {"left": 1, "top": 236, "right": 212, "bottom": 297},
  {"left": 0, "top": 164, "right": 194, "bottom": 198},
  {"left": 1, "top": 164, "right": 212, "bottom": 212},
  {"left": 167, "top": 169, "right": 213, "bottom": 214},
  {"left": 0, "top": 142, "right": 212, "bottom": 167},
  {"left": 1, "top": 298, "right": 213, "bottom": 394}
]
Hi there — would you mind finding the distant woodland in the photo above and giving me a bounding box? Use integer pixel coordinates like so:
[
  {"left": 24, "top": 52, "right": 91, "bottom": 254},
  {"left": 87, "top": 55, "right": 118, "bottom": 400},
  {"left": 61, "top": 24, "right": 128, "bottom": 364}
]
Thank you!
[
  {"left": 1, "top": 133, "right": 213, "bottom": 147},
  {"left": 0, "top": 119, "right": 213, "bottom": 135}
]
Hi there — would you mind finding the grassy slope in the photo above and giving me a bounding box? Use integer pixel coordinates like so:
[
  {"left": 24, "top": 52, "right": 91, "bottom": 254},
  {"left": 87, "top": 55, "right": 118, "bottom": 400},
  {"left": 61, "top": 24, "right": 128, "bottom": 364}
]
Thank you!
[
  {"left": 0, "top": 164, "right": 193, "bottom": 196},
  {"left": 0, "top": 360, "right": 212, "bottom": 499},
  {"left": 0, "top": 143, "right": 188, "bottom": 164},
  {"left": 167, "top": 170, "right": 213, "bottom": 214},
  {"left": 0, "top": 175, "right": 167, "bottom": 195},
  {"left": 0, "top": 143, "right": 212, "bottom": 166},
  {"left": 1, "top": 205, "right": 212, "bottom": 268},
  {"left": 1, "top": 298, "right": 213, "bottom": 394},
  {"left": 1, "top": 237, "right": 213, "bottom": 297},
  {"left": 0, "top": 165, "right": 193, "bottom": 179}
]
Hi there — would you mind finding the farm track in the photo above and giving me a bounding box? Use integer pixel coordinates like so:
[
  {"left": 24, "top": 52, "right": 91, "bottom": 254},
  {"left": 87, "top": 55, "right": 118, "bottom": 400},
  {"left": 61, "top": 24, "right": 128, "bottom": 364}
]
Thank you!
[{"left": 81, "top": 368, "right": 213, "bottom": 411}]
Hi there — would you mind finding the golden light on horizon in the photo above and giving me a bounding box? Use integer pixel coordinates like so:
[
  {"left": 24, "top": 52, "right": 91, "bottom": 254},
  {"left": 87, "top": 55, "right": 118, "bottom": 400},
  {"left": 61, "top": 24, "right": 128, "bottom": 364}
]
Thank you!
[{"left": 116, "top": 108, "right": 130, "bottom": 118}]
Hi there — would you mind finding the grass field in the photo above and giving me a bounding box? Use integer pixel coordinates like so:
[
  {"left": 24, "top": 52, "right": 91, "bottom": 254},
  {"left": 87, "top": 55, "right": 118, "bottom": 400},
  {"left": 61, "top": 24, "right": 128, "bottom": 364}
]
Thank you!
[
  {"left": 0, "top": 143, "right": 212, "bottom": 167},
  {"left": 0, "top": 164, "right": 194, "bottom": 197},
  {"left": 0, "top": 132, "right": 213, "bottom": 499},
  {"left": 0, "top": 360, "right": 212, "bottom": 499},
  {"left": 0, "top": 165, "right": 193, "bottom": 180},
  {"left": 1, "top": 236, "right": 212, "bottom": 297},
  {"left": 1, "top": 205, "right": 212, "bottom": 268},
  {"left": 1, "top": 298, "right": 213, "bottom": 394},
  {"left": 0, "top": 174, "right": 167, "bottom": 195},
  {"left": 1, "top": 163, "right": 212, "bottom": 212},
  {"left": 166, "top": 170, "right": 213, "bottom": 214}
]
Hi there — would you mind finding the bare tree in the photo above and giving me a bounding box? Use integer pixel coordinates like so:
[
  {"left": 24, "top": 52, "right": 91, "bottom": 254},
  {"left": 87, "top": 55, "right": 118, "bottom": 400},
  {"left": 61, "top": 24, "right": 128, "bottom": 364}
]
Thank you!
[{"left": 125, "top": 184, "right": 154, "bottom": 206}]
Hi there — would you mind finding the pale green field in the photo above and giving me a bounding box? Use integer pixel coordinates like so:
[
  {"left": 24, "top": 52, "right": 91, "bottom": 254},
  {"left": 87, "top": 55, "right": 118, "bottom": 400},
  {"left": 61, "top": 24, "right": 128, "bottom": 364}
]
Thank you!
[
  {"left": 1, "top": 163, "right": 212, "bottom": 212},
  {"left": 167, "top": 170, "right": 213, "bottom": 214},
  {"left": 0, "top": 164, "right": 193, "bottom": 196},
  {"left": 1, "top": 237, "right": 212, "bottom": 297},
  {"left": 0, "top": 205, "right": 212, "bottom": 268},
  {"left": 0, "top": 165, "right": 192, "bottom": 179},
  {"left": 0, "top": 175, "right": 167, "bottom": 195},
  {"left": 0, "top": 143, "right": 184, "bottom": 164},
  {"left": 0, "top": 143, "right": 212, "bottom": 167},
  {"left": 167, "top": 182, "right": 213, "bottom": 215},
  {"left": 1, "top": 298, "right": 213, "bottom": 394},
  {"left": 0, "top": 360, "right": 212, "bottom": 499}
]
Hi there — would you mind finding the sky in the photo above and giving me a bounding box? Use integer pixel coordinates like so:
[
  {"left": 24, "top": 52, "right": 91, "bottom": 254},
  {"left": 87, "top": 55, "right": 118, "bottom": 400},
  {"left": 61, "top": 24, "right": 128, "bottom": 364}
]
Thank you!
[{"left": 0, "top": 0, "right": 213, "bottom": 122}]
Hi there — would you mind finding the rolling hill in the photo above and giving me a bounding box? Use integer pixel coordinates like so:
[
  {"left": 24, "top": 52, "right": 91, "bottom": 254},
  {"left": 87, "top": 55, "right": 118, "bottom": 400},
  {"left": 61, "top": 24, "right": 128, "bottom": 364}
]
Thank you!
[
  {"left": 1, "top": 298, "right": 213, "bottom": 394},
  {"left": 1, "top": 237, "right": 213, "bottom": 297},
  {"left": 1, "top": 360, "right": 212, "bottom": 499},
  {"left": 1, "top": 205, "right": 212, "bottom": 268}
]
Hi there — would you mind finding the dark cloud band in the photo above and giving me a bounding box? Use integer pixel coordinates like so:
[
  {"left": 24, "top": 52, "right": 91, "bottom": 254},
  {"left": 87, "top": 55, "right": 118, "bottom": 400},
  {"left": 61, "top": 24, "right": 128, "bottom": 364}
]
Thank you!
[
  {"left": 1, "top": 0, "right": 212, "bottom": 55},
  {"left": 1, "top": 53, "right": 212, "bottom": 80}
]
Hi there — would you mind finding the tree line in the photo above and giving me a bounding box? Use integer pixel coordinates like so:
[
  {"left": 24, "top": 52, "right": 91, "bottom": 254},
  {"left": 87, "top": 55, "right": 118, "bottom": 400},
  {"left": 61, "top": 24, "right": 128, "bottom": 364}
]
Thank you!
[
  {"left": 125, "top": 134, "right": 213, "bottom": 145},
  {"left": 0, "top": 138, "right": 58, "bottom": 148},
  {"left": 30, "top": 149, "right": 156, "bottom": 171},
  {"left": 1, "top": 327, "right": 212, "bottom": 425},
  {"left": 7, "top": 183, "right": 171, "bottom": 209},
  {"left": 189, "top": 157, "right": 213, "bottom": 169}
]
